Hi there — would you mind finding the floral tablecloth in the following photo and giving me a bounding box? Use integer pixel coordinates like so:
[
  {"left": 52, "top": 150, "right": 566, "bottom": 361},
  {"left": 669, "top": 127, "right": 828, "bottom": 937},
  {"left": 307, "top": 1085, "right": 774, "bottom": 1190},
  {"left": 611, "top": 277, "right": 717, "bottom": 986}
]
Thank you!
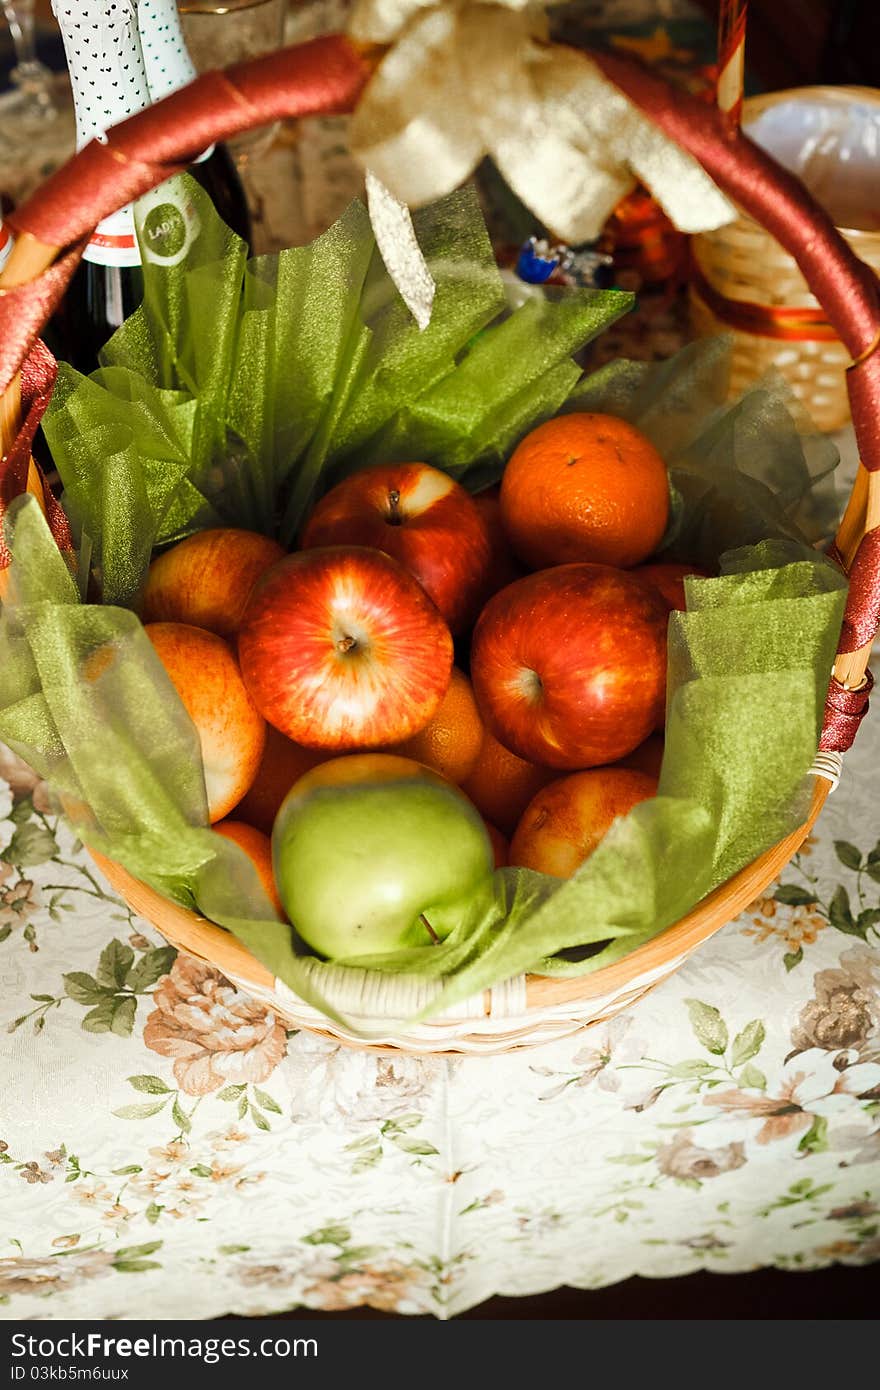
[
  {"left": 1, "top": 688, "right": 879, "bottom": 1319},
  {"left": 1, "top": 0, "right": 877, "bottom": 1326}
]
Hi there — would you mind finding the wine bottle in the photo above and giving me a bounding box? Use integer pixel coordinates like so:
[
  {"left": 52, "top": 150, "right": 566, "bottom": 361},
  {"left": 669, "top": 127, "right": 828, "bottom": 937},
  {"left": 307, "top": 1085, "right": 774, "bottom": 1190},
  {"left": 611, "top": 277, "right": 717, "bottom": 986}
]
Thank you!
[
  {"left": 52, "top": 1, "right": 249, "bottom": 375},
  {"left": 51, "top": 0, "right": 152, "bottom": 374},
  {"left": 136, "top": 0, "right": 252, "bottom": 248}
]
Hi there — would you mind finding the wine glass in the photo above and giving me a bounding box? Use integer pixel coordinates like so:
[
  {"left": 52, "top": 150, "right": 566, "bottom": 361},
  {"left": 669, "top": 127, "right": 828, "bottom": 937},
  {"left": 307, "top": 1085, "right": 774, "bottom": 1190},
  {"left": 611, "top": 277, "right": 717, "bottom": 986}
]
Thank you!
[
  {"left": 178, "top": 0, "right": 287, "bottom": 167},
  {"left": 1, "top": 0, "right": 59, "bottom": 124}
]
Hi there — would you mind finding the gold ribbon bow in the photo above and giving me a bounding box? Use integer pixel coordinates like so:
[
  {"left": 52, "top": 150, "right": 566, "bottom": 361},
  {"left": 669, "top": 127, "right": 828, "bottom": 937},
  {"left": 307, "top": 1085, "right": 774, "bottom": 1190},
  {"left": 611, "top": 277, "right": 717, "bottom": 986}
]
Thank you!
[{"left": 349, "top": 0, "right": 735, "bottom": 243}]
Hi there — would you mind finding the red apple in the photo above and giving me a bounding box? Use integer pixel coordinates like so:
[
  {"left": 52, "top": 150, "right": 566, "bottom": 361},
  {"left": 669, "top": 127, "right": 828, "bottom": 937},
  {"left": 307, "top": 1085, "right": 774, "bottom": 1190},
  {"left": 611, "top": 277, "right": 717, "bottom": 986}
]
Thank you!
[
  {"left": 472, "top": 485, "right": 526, "bottom": 604},
  {"left": 142, "top": 528, "right": 285, "bottom": 638},
  {"left": 145, "top": 622, "right": 266, "bottom": 822},
  {"left": 617, "top": 731, "right": 665, "bottom": 780},
  {"left": 300, "top": 463, "right": 491, "bottom": 632},
  {"left": 470, "top": 564, "right": 668, "bottom": 769},
  {"left": 634, "top": 561, "right": 711, "bottom": 613},
  {"left": 510, "top": 767, "right": 658, "bottom": 877},
  {"left": 238, "top": 546, "right": 454, "bottom": 750}
]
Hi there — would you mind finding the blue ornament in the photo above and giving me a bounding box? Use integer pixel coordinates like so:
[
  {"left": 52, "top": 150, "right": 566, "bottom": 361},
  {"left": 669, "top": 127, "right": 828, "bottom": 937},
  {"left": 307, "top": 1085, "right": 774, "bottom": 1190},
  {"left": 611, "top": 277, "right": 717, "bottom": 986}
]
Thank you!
[
  {"left": 515, "top": 237, "right": 560, "bottom": 284},
  {"left": 515, "top": 235, "right": 615, "bottom": 290}
]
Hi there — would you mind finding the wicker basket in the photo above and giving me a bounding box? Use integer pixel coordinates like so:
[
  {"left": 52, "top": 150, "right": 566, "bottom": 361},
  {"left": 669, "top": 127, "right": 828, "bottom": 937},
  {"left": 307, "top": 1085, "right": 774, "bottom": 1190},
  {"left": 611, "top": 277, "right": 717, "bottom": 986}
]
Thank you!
[
  {"left": 0, "top": 38, "right": 878, "bottom": 1053},
  {"left": 89, "top": 782, "right": 831, "bottom": 1054},
  {"left": 690, "top": 87, "right": 880, "bottom": 431}
]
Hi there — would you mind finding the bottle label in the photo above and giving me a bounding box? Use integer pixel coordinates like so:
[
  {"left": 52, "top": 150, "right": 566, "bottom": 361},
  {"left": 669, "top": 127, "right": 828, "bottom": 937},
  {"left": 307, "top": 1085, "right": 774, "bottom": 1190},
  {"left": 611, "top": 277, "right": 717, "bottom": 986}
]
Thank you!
[
  {"left": 0, "top": 220, "right": 12, "bottom": 271},
  {"left": 83, "top": 206, "right": 142, "bottom": 268},
  {"left": 135, "top": 180, "right": 202, "bottom": 268}
]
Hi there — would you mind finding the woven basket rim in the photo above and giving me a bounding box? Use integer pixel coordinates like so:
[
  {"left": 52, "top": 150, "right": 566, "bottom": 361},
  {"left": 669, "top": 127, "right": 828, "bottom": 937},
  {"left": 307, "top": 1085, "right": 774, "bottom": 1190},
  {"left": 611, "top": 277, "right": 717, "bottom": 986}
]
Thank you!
[
  {"left": 89, "top": 775, "right": 830, "bottom": 1049},
  {"left": 742, "top": 85, "right": 880, "bottom": 241}
]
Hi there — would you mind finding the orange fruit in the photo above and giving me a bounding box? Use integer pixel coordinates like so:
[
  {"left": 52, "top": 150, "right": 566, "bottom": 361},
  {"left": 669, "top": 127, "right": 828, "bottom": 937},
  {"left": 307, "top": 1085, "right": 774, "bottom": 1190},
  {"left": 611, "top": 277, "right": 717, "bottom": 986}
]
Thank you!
[
  {"left": 234, "top": 724, "right": 326, "bottom": 835},
  {"left": 484, "top": 821, "right": 509, "bottom": 869},
  {"left": 461, "top": 728, "right": 555, "bottom": 837},
  {"left": 510, "top": 768, "right": 658, "bottom": 878},
  {"left": 392, "top": 668, "right": 484, "bottom": 785},
  {"left": 500, "top": 413, "right": 670, "bottom": 569},
  {"left": 145, "top": 622, "right": 265, "bottom": 824},
  {"left": 213, "top": 819, "right": 284, "bottom": 917}
]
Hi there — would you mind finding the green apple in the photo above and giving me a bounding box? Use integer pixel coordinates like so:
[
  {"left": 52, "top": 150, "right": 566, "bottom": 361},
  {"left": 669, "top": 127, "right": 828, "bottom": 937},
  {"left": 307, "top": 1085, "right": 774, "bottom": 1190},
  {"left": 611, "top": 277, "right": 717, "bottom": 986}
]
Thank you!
[{"left": 272, "top": 753, "right": 494, "bottom": 958}]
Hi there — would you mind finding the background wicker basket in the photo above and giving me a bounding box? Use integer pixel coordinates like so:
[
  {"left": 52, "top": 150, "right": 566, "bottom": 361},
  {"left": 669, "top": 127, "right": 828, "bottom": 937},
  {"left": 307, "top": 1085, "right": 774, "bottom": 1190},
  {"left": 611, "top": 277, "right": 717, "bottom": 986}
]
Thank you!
[
  {"left": 0, "top": 37, "right": 878, "bottom": 1054},
  {"left": 690, "top": 86, "right": 880, "bottom": 431}
]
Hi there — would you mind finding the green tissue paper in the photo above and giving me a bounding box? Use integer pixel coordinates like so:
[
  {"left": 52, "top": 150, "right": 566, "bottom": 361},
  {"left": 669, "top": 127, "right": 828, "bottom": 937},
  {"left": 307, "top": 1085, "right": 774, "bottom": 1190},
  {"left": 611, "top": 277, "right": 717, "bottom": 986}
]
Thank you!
[{"left": 42, "top": 178, "right": 631, "bottom": 587}]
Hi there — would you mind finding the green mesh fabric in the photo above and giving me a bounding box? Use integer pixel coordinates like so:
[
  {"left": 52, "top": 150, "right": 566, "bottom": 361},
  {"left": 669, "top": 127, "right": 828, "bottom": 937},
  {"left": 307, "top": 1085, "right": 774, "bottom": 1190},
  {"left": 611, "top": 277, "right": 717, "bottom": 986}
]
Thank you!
[{"left": 42, "top": 179, "right": 632, "bottom": 587}]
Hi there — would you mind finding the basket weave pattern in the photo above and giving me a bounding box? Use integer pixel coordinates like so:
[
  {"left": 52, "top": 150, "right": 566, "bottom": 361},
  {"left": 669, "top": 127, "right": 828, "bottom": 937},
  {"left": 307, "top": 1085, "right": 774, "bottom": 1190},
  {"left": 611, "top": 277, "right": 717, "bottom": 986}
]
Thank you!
[
  {"left": 690, "top": 218, "right": 880, "bottom": 432},
  {"left": 690, "top": 88, "right": 880, "bottom": 432}
]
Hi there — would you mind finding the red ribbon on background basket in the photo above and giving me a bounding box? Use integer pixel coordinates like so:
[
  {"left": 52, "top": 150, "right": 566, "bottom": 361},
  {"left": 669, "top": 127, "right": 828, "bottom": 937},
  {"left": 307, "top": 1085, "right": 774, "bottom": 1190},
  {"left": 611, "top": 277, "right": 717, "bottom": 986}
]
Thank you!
[
  {"left": 586, "top": 51, "right": 880, "bottom": 471},
  {"left": 0, "top": 341, "right": 72, "bottom": 571},
  {"left": 4, "top": 39, "right": 874, "bottom": 470},
  {"left": 716, "top": 0, "right": 749, "bottom": 129},
  {"left": 0, "top": 35, "right": 373, "bottom": 582},
  {"left": 587, "top": 50, "right": 880, "bottom": 755},
  {"left": 689, "top": 264, "right": 841, "bottom": 343},
  {"left": 0, "top": 33, "right": 878, "bottom": 750}
]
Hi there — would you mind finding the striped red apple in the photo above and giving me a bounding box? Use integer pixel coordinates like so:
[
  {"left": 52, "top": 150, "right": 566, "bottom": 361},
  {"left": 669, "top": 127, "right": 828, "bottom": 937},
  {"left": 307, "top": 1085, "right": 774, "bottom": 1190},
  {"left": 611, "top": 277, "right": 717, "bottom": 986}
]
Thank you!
[
  {"left": 238, "top": 546, "right": 454, "bottom": 750},
  {"left": 300, "top": 462, "right": 491, "bottom": 633}
]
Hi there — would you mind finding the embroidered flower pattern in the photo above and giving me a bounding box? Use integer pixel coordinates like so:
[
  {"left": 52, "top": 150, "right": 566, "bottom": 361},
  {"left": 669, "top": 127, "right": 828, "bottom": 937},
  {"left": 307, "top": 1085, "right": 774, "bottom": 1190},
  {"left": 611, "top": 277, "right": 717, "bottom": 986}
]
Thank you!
[
  {"left": 703, "top": 1049, "right": 880, "bottom": 1145},
  {"left": 743, "top": 895, "right": 826, "bottom": 953},
  {"left": 143, "top": 956, "right": 287, "bottom": 1097}
]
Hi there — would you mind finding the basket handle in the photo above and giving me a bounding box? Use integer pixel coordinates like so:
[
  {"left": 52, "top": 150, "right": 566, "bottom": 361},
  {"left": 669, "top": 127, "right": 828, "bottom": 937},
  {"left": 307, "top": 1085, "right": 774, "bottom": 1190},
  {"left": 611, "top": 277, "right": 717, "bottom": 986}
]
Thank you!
[
  {"left": 590, "top": 50, "right": 880, "bottom": 711},
  {"left": 0, "top": 35, "right": 877, "bottom": 737}
]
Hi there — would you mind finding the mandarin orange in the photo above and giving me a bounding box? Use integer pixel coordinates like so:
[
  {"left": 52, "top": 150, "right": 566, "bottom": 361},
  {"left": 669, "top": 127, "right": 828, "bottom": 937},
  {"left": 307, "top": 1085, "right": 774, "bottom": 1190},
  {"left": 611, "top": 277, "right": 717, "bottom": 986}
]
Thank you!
[
  {"left": 392, "top": 667, "right": 484, "bottom": 785},
  {"left": 233, "top": 725, "right": 326, "bottom": 835},
  {"left": 213, "top": 820, "right": 284, "bottom": 916},
  {"left": 461, "top": 729, "right": 555, "bottom": 837},
  {"left": 500, "top": 413, "right": 669, "bottom": 569},
  {"left": 484, "top": 820, "right": 509, "bottom": 869}
]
